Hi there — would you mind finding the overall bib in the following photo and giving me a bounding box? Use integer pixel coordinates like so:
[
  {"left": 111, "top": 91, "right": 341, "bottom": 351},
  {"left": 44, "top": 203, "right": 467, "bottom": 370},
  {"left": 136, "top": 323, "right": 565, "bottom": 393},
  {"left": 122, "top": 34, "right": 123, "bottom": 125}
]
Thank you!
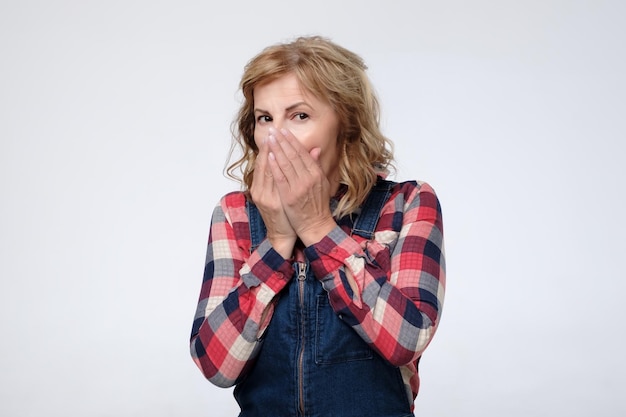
[{"left": 235, "top": 180, "right": 414, "bottom": 417}]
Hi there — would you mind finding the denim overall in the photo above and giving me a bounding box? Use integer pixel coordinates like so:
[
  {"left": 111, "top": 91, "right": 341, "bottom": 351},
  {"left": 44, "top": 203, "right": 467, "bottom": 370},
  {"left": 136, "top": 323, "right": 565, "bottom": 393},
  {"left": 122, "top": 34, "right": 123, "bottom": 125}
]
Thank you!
[{"left": 235, "top": 180, "right": 414, "bottom": 417}]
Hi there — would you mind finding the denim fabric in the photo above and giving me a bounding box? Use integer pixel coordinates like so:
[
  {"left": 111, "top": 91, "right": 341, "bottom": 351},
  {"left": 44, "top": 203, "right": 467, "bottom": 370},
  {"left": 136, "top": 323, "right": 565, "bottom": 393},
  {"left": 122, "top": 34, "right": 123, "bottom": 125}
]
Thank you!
[{"left": 236, "top": 180, "right": 414, "bottom": 417}]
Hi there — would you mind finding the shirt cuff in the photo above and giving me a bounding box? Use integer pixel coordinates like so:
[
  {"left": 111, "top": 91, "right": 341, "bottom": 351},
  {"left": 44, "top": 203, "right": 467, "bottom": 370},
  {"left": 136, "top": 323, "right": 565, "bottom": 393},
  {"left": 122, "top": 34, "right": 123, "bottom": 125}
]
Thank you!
[
  {"left": 245, "top": 239, "right": 293, "bottom": 293},
  {"left": 304, "top": 225, "right": 363, "bottom": 279}
]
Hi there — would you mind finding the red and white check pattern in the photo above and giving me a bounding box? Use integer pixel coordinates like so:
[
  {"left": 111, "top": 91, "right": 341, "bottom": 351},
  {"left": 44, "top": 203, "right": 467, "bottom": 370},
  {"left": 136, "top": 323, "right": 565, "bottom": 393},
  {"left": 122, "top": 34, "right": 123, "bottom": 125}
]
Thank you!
[{"left": 190, "top": 180, "right": 445, "bottom": 410}]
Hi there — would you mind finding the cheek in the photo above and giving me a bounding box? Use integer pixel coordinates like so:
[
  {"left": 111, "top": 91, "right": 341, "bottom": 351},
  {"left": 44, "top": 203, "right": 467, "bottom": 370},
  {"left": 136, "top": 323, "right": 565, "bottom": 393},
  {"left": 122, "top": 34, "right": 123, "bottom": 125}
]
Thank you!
[
  {"left": 294, "top": 125, "right": 331, "bottom": 146},
  {"left": 295, "top": 135, "right": 319, "bottom": 154},
  {"left": 253, "top": 125, "right": 265, "bottom": 148}
]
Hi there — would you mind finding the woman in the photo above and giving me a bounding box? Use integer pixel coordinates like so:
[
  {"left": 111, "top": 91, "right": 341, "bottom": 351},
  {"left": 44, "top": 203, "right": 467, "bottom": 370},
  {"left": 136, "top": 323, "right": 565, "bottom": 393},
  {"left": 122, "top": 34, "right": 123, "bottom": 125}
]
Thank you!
[{"left": 190, "top": 36, "right": 445, "bottom": 417}]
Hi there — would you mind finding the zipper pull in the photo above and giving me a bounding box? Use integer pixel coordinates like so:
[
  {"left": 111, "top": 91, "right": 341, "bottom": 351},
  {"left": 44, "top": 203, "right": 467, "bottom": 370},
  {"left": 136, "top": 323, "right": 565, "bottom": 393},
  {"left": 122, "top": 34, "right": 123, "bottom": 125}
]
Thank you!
[{"left": 297, "top": 262, "right": 307, "bottom": 281}]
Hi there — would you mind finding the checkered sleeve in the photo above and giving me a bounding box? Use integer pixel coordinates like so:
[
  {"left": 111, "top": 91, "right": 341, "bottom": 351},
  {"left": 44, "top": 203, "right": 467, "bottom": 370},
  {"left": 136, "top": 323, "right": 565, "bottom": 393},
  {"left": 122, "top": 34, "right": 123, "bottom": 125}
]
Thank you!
[
  {"left": 304, "top": 181, "right": 445, "bottom": 366},
  {"left": 190, "top": 192, "right": 294, "bottom": 387}
]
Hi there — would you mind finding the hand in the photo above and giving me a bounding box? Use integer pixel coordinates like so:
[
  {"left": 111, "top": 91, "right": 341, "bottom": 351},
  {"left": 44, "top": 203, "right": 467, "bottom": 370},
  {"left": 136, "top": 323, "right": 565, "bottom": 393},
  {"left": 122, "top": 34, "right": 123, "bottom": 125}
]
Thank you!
[
  {"left": 249, "top": 135, "right": 297, "bottom": 258},
  {"left": 266, "top": 127, "right": 337, "bottom": 246}
]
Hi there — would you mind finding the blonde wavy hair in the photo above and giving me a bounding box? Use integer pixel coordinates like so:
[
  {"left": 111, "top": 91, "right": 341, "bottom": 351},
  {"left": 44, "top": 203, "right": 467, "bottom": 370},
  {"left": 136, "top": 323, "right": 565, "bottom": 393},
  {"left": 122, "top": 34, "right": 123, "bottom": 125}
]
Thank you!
[{"left": 227, "top": 36, "right": 394, "bottom": 218}]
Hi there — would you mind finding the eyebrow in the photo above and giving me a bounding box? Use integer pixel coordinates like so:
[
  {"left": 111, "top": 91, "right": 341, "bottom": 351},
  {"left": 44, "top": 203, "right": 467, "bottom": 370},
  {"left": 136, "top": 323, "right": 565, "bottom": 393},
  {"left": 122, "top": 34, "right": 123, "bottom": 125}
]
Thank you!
[{"left": 254, "top": 101, "right": 311, "bottom": 114}]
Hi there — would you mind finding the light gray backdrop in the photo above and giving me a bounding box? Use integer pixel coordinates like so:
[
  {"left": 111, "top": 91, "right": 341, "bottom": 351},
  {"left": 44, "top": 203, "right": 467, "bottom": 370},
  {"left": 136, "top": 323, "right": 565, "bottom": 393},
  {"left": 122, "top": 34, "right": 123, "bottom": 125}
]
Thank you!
[{"left": 1, "top": 0, "right": 624, "bottom": 416}]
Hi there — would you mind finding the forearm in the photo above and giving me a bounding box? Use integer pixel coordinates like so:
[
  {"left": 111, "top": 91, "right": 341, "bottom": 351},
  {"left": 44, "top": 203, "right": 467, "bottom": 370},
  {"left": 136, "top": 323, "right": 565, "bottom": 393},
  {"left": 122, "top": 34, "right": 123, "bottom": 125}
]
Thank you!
[
  {"left": 191, "top": 283, "right": 281, "bottom": 386},
  {"left": 190, "top": 281, "right": 276, "bottom": 386},
  {"left": 320, "top": 258, "right": 441, "bottom": 366},
  {"left": 190, "top": 198, "right": 294, "bottom": 386},
  {"left": 304, "top": 183, "right": 446, "bottom": 366}
]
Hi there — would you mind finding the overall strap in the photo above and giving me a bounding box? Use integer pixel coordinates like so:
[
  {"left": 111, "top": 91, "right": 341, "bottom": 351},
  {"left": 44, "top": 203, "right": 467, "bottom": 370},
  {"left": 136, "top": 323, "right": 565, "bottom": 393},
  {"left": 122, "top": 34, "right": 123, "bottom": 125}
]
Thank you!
[
  {"left": 246, "top": 200, "right": 267, "bottom": 252},
  {"left": 351, "top": 178, "right": 395, "bottom": 239}
]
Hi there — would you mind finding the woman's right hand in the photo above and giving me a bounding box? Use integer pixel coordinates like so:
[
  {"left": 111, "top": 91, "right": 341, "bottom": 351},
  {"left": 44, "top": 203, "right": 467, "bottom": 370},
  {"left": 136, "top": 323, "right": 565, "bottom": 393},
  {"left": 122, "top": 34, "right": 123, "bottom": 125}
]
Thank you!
[{"left": 249, "top": 137, "right": 297, "bottom": 259}]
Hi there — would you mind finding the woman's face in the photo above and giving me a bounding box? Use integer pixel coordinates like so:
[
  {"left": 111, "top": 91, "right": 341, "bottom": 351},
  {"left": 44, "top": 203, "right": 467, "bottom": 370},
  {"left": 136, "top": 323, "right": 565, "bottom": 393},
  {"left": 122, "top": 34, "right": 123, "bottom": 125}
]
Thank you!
[{"left": 253, "top": 73, "right": 341, "bottom": 185}]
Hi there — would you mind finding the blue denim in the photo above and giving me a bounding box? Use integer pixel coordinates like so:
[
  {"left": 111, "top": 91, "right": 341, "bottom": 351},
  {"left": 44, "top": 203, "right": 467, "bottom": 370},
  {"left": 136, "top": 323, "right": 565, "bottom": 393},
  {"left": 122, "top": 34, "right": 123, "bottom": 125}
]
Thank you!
[{"left": 235, "top": 180, "right": 414, "bottom": 417}]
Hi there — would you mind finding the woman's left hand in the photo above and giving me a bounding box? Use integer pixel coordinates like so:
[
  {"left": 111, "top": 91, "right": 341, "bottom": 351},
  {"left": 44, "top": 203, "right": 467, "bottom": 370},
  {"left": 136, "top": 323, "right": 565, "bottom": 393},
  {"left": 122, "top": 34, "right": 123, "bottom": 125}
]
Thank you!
[{"left": 266, "top": 127, "right": 338, "bottom": 246}]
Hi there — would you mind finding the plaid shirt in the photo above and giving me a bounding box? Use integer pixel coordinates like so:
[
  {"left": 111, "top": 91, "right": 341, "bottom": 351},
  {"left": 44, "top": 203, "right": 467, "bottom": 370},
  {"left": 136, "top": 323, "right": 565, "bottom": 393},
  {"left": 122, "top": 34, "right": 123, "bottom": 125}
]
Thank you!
[{"left": 190, "top": 180, "right": 445, "bottom": 408}]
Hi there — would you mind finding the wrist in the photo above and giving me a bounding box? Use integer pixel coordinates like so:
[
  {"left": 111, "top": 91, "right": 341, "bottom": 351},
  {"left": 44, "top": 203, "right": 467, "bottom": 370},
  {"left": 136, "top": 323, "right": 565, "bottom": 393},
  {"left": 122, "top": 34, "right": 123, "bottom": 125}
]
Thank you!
[
  {"left": 298, "top": 218, "right": 337, "bottom": 247},
  {"left": 268, "top": 236, "right": 297, "bottom": 259}
]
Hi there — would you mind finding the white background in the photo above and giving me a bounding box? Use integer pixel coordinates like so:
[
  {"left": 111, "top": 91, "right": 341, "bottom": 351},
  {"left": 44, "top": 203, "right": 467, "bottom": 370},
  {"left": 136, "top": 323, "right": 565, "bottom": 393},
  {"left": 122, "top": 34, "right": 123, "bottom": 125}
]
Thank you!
[{"left": 1, "top": 1, "right": 625, "bottom": 416}]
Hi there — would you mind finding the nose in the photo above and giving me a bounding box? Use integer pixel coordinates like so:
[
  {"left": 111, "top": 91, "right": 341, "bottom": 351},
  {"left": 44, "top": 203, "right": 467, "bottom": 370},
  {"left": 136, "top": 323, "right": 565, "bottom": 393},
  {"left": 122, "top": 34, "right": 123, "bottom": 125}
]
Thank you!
[{"left": 272, "top": 119, "right": 284, "bottom": 131}]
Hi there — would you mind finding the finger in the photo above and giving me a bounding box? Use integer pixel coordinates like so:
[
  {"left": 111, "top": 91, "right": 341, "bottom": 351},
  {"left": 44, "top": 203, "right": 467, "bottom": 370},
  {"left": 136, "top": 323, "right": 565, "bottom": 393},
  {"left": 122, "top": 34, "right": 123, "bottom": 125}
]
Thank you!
[
  {"left": 263, "top": 166, "right": 274, "bottom": 189},
  {"left": 309, "top": 147, "right": 322, "bottom": 169},
  {"left": 259, "top": 139, "right": 275, "bottom": 189},
  {"left": 268, "top": 128, "right": 318, "bottom": 181},
  {"left": 251, "top": 138, "right": 275, "bottom": 195},
  {"left": 252, "top": 140, "right": 266, "bottom": 183},
  {"left": 309, "top": 147, "right": 321, "bottom": 160},
  {"left": 279, "top": 128, "right": 321, "bottom": 175},
  {"left": 272, "top": 128, "right": 305, "bottom": 166},
  {"left": 267, "top": 131, "right": 298, "bottom": 181},
  {"left": 267, "top": 149, "right": 287, "bottom": 184}
]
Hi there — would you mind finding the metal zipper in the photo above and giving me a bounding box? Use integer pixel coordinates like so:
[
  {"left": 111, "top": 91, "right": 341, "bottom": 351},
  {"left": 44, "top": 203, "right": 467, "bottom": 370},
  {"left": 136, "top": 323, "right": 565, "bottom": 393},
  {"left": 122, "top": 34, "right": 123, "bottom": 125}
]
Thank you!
[{"left": 297, "top": 261, "right": 307, "bottom": 415}]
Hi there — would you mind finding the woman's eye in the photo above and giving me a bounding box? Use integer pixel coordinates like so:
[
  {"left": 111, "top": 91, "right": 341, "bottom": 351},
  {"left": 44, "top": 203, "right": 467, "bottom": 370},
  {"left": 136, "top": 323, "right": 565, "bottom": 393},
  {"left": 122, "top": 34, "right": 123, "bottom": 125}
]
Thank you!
[
  {"left": 257, "top": 115, "right": 272, "bottom": 123},
  {"left": 294, "top": 113, "right": 309, "bottom": 121}
]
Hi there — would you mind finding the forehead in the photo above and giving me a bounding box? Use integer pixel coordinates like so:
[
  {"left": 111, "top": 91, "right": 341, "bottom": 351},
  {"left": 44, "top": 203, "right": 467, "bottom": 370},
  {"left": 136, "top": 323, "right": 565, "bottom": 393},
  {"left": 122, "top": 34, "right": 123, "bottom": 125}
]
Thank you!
[{"left": 254, "top": 73, "right": 307, "bottom": 99}]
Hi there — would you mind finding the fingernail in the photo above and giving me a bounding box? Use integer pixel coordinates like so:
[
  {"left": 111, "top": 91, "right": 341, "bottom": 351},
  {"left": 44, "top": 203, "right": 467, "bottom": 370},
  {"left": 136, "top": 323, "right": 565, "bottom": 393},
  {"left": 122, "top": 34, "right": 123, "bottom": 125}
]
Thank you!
[
  {"left": 268, "top": 134, "right": 276, "bottom": 143},
  {"left": 268, "top": 127, "right": 277, "bottom": 135},
  {"left": 280, "top": 128, "right": 288, "bottom": 136},
  {"left": 269, "top": 152, "right": 275, "bottom": 160}
]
